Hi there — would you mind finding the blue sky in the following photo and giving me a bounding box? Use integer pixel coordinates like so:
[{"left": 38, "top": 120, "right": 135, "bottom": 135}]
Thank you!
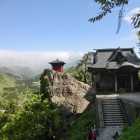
[{"left": 0, "top": 0, "right": 140, "bottom": 72}]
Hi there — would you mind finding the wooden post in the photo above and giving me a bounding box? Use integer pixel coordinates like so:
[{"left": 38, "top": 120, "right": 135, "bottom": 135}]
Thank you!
[
  {"left": 131, "top": 74, "right": 133, "bottom": 92},
  {"left": 92, "top": 72, "right": 94, "bottom": 87},
  {"left": 94, "top": 75, "right": 97, "bottom": 91},
  {"left": 115, "top": 76, "right": 117, "bottom": 93}
]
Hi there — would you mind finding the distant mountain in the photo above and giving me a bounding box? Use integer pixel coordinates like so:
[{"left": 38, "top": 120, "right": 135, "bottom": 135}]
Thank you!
[
  {"left": 0, "top": 71, "right": 16, "bottom": 93},
  {"left": 0, "top": 67, "right": 21, "bottom": 77},
  {"left": 64, "top": 66, "right": 76, "bottom": 73},
  {"left": 5, "top": 73, "right": 22, "bottom": 79},
  {"left": 8, "top": 66, "right": 23, "bottom": 72},
  {"left": 17, "top": 67, "right": 36, "bottom": 79}
]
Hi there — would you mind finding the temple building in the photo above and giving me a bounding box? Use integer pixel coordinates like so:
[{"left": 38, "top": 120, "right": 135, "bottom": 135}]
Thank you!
[
  {"left": 49, "top": 58, "right": 65, "bottom": 73},
  {"left": 88, "top": 47, "right": 140, "bottom": 92}
]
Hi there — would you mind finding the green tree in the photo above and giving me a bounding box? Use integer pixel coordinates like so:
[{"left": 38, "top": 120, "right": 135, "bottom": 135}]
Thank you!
[
  {"left": 0, "top": 100, "right": 20, "bottom": 134},
  {"left": 0, "top": 70, "right": 61, "bottom": 140},
  {"left": 88, "top": 0, "right": 140, "bottom": 33},
  {"left": 70, "top": 71, "right": 83, "bottom": 82},
  {"left": 0, "top": 94, "right": 60, "bottom": 140},
  {"left": 76, "top": 52, "right": 94, "bottom": 84}
]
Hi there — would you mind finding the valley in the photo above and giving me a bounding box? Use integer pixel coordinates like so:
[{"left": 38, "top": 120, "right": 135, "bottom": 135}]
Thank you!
[
  {"left": 0, "top": 66, "right": 74, "bottom": 110},
  {"left": 0, "top": 66, "right": 40, "bottom": 109}
]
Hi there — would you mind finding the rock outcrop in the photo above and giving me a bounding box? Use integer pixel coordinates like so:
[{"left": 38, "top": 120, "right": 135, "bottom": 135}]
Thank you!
[{"left": 45, "top": 69, "right": 95, "bottom": 115}]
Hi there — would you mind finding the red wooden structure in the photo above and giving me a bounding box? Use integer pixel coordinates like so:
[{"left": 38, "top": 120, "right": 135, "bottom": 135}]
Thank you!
[{"left": 49, "top": 58, "right": 66, "bottom": 73}]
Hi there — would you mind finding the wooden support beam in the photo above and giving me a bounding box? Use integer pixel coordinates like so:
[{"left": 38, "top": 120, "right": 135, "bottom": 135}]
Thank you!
[
  {"left": 131, "top": 74, "right": 133, "bottom": 92},
  {"left": 115, "top": 76, "right": 117, "bottom": 93}
]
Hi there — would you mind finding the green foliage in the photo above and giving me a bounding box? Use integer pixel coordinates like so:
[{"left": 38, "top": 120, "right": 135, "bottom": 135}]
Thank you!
[
  {"left": 0, "top": 71, "right": 40, "bottom": 109},
  {"left": 89, "top": 0, "right": 140, "bottom": 33},
  {"left": 131, "top": 11, "right": 140, "bottom": 29},
  {"left": 0, "top": 66, "right": 21, "bottom": 77},
  {"left": 64, "top": 67, "right": 76, "bottom": 74},
  {"left": 0, "top": 94, "right": 61, "bottom": 140},
  {"left": 137, "top": 31, "right": 140, "bottom": 48},
  {"left": 118, "top": 117, "right": 140, "bottom": 140},
  {"left": 0, "top": 70, "right": 61, "bottom": 140},
  {"left": 138, "top": 71, "right": 140, "bottom": 81},
  {"left": 40, "top": 70, "right": 50, "bottom": 100},
  {"left": 70, "top": 71, "right": 83, "bottom": 82},
  {"left": 88, "top": 0, "right": 129, "bottom": 23},
  {"left": 0, "top": 71, "right": 16, "bottom": 93},
  {"left": 0, "top": 99, "right": 9, "bottom": 109},
  {"left": 74, "top": 52, "right": 94, "bottom": 84},
  {"left": 67, "top": 111, "right": 96, "bottom": 140},
  {"left": 0, "top": 100, "right": 21, "bottom": 134}
]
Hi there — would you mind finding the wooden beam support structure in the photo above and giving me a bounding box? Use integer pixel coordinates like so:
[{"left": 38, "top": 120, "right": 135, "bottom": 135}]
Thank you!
[
  {"left": 131, "top": 74, "right": 133, "bottom": 92},
  {"left": 115, "top": 76, "right": 117, "bottom": 93}
]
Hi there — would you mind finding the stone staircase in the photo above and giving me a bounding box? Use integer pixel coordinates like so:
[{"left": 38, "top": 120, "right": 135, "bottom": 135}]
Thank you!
[{"left": 101, "top": 98, "right": 125, "bottom": 126}]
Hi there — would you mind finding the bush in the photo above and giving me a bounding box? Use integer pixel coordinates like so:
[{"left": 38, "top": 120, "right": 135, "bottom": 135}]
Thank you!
[
  {"left": 0, "top": 94, "right": 61, "bottom": 140},
  {"left": 67, "top": 110, "right": 96, "bottom": 140},
  {"left": 118, "top": 117, "right": 140, "bottom": 140}
]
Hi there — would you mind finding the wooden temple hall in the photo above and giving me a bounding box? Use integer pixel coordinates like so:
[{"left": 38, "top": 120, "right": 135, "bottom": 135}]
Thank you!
[{"left": 88, "top": 48, "right": 140, "bottom": 93}]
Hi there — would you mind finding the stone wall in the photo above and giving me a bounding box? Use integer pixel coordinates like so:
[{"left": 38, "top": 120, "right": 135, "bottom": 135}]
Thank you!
[{"left": 120, "top": 98, "right": 140, "bottom": 126}]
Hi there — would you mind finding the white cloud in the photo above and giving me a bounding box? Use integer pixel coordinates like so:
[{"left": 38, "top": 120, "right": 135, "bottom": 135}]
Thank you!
[
  {"left": 89, "top": 4, "right": 94, "bottom": 6},
  {"left": 0, "top": 49, "right": 84, "bottom": 74},
  {"left": 121, "top": 28, "right": 140, "bottom": 41},
  {"left": 123, "top": 7, "right": 140, "bottom": 23}
]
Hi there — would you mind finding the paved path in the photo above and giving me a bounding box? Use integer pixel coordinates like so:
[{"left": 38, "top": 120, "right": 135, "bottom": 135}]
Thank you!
[
  {"left": 119, "top": 93, "right": 140, "bottom": 106},
  {"left": 96, "top": 126, "right": 122, "bottom": 140}
]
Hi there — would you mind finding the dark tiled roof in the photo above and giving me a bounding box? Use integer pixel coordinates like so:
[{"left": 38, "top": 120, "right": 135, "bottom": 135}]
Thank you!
[
  {"left": 88, "top": 48, "right": 140, "bottom": 70},
  {"left": 49, "top": 58, "right": 66, "bottom": 64}
]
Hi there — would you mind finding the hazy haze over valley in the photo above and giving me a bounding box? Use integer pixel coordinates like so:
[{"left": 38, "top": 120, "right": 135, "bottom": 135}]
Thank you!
[{"left": 0, "top": 49, "right": 84, "bottom": 74}]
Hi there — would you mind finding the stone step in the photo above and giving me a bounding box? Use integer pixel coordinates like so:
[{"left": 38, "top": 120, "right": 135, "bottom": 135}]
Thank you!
[
  {"left": 104, "top": 114, "right": 123, "bottom": 116},
  {"left": 101, "top": 100, "right": 118, "bottom": 101},
  {"left": 104, "top": 116, "right": 124, "bottom": 118},
  {"left": 103, "top": 110, "right": 122, "bottom": 112},
  {"left": 102, "top": 107, "right": 121, "bottom": 109},
  {"left": 103, "top": 111, "right": 122, "bottom": 113},
  {"left": 105, "top": 123, "right": 125, "bottom": 126},
  {"left": 103, "top": 109, "right": 122, "bottom": 111},
  {"left": 102, "top": 103, "right": 119, "bottom": 104},
  {"left": 104, "top": 119, "right": 125, "bottom": 123},
  {"left": 99, "top": 98, "right": 126, "bottom": 127},
  {"left": 103, "top": 108, "right": 121, "bottom": 111},
  {"left": 102, "top": 100, "right": 118, "bottom": 102},
  {"left": 102, "top": 102, "right": 119, "bottom": 103},
  {"left": 102, "top": 105, "right": 120, "bottom": 108},
  {"left": 104, "top": 115, "right": 124, "bottom": 117},
  {"left": 102, "top": 104, "right": 120, "bottom": 105},
  {"left": 102, "top": 101, "right": 119, "bottom": 103},
  {"left": 103, "top": 112, "right": 123, "bottom": 115},
  {"left": 102, "top": 103, "right": 119, "bottom": 105},
  {"left": 104, "top": 118, "right": 124, "bottom": 121}
]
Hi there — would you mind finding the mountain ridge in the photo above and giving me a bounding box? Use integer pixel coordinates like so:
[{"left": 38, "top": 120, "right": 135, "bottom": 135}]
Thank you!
[{"left": 17, "top": 67, "right": 36, "bottom": 79}]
